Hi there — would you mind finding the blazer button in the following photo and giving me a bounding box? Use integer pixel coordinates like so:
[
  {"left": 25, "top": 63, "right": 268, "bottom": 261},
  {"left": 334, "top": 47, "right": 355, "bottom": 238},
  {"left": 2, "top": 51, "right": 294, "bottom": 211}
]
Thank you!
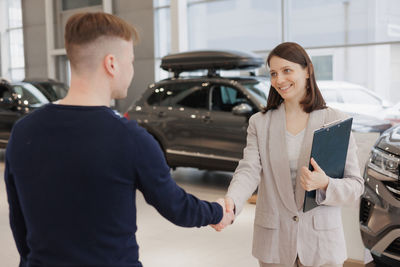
[{"left": 293, "top": 216, "right": 299, "bottom": 222}]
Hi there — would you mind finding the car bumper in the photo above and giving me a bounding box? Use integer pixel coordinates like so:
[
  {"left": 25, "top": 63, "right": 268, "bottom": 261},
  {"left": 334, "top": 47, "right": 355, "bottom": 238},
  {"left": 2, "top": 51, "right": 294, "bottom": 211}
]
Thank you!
[{"left": 360, "top": 167, "right": 400, "bottom": 263}]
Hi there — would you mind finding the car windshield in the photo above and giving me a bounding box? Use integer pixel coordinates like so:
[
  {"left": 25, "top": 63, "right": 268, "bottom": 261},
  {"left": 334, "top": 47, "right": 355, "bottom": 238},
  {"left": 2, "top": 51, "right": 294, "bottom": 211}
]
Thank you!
[
  {"left": 33, "top": 82, "right": 68, "bottom": 101},
  {"left": 240, "top": 79, "right": 269, "bottom": 107},
  {"left": 12, "top": 84, "right": 49, "bottom": 105}
]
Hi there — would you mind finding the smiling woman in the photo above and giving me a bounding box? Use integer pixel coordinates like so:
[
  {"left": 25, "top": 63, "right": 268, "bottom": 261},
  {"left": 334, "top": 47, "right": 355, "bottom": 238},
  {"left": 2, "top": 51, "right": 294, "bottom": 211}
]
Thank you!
[
  {"left": 222, "top": 42, "right": 365, "bottom": 267},
  {"left": 263, "top": 42, "right": 326, "bottom": 114}
]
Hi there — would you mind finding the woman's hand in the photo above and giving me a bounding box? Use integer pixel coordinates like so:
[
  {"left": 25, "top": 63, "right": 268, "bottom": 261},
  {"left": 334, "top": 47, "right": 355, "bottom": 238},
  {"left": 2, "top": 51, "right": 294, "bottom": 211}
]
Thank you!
[
  {"left": 300, "top": 158, "right": 329, "bottom": 191},
  {"left": 210, "top": 197, "right": 235, "bottom": 232}
]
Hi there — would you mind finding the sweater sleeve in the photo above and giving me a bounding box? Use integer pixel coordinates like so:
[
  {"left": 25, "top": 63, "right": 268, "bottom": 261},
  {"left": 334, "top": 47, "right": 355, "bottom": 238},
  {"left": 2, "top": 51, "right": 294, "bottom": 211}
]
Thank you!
[
  {"left": 4, "top": 143, "right": 30, "bottom": 265},
  {"left": 132, "top": 127, "right": 223, "bottom": 227}
]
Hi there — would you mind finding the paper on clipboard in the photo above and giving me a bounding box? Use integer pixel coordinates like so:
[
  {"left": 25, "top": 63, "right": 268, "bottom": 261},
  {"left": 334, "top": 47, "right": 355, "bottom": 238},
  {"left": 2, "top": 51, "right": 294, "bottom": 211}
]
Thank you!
[{"left": 303, "top": 117, "right": 353, "bottom": 212}]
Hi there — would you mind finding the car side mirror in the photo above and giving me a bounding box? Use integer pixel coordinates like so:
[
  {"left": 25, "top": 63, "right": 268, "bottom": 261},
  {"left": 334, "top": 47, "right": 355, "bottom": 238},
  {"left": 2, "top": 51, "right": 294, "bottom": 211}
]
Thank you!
[{"left": 232, "top": 103, "right": 253, "bottom": 116}]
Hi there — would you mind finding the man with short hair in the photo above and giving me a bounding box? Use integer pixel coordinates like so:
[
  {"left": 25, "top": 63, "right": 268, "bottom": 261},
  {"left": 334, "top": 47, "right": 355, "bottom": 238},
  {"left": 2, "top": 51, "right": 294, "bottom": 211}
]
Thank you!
[{"left": 5, "top": 12, "right": 232, "bottom": 267}]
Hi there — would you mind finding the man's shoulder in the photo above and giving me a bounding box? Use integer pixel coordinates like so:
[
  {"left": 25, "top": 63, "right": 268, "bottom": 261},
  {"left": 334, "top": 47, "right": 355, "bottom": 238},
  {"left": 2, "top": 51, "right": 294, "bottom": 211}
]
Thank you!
[{"left": 13, "top": 104, "right": 50, "bottom": 130}]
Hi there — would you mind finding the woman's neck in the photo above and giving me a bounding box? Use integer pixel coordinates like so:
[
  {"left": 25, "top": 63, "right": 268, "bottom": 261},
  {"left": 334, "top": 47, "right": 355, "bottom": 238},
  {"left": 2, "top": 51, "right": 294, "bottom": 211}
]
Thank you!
[{"left": 284, "top": 100, "right": 305, "bottom": 115}]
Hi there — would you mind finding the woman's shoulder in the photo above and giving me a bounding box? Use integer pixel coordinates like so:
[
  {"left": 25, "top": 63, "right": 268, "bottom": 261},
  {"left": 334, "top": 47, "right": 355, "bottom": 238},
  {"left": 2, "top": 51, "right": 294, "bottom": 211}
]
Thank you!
[
  {"left": 322, "top": 106, "right": 349, "bottom": 121},
  {"left": 250, "top": 110, "right": 272, "bottom": 121}
]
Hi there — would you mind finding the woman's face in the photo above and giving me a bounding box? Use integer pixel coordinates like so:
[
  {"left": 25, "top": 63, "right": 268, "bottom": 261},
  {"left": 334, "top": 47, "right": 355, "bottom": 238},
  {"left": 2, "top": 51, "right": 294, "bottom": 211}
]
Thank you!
[{"left": 269, "top": 56, "right": 309, "bottom": 104}]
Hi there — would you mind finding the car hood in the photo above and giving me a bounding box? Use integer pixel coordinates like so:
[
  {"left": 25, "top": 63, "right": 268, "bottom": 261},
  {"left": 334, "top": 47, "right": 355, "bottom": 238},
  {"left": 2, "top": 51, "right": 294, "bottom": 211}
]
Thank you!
[{"left": 375, "top": 124, "right": 400, "bottom": 156}]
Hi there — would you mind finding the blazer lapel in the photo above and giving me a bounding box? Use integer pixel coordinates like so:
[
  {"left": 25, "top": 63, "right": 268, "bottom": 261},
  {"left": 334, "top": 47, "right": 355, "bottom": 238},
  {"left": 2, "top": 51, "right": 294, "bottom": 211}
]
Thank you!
[
  {"left": 269, "top": 104, "right": 298, "bottom": 214},
  {"left": 294, "top": 108, "right": 326, "bottom": 210}
]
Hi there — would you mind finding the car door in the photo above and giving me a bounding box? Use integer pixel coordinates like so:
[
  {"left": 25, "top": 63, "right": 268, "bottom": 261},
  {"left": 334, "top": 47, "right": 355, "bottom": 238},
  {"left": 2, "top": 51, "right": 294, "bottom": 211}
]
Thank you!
[
  {"left": 201, "top": 83, "right": 255, "bottom": 161},
  {"left": 148, "top": 81, "right": 211, "bottom": 156}
]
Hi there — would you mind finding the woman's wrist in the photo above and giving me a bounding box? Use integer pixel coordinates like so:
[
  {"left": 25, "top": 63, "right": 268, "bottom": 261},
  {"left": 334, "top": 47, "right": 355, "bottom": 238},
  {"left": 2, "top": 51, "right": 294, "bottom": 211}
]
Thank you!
[{"left": 321, "top": 175, "right": 329, "bottom": 191}]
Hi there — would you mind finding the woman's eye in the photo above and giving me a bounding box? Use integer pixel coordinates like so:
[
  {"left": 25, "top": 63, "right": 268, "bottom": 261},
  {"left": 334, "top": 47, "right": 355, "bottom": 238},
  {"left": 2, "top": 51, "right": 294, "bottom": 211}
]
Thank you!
[
  {"left": 270, "top": 72, "right": 277, "bottom": 77},
  {"left": 284, "top": 69, "right": 291, "bottom": 73}
]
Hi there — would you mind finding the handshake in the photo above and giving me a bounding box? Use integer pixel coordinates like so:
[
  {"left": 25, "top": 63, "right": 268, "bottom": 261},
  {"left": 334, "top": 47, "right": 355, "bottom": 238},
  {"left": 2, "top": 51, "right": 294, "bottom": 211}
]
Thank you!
[{"left": 211, "top": 196, "right": 235, "bottom": 232}]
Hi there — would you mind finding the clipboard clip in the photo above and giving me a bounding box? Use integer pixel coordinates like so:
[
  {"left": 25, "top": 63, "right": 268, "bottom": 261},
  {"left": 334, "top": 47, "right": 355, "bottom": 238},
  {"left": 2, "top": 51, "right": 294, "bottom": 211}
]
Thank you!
[{"left": 322, "top": 119, "right": 342, "bottom": 129}]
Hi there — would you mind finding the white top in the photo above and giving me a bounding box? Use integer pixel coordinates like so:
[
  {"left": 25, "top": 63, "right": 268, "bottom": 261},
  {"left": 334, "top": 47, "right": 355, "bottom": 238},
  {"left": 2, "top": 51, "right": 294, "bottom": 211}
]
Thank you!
[{"left": 285, "top": 129, "right": 305, "bottom": 193}]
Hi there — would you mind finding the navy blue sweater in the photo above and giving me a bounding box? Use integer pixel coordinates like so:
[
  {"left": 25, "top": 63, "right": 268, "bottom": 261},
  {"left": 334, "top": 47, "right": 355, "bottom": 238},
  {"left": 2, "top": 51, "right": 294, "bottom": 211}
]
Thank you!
[{"left": 4, "top": 104, "right": 223, "bottom": 267}]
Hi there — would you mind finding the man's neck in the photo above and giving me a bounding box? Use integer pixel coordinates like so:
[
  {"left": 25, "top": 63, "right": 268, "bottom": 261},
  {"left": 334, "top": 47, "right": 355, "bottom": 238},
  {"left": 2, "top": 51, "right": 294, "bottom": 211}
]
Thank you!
[{"left": 58, "top": 76, "right": 112, "bottom": 107}]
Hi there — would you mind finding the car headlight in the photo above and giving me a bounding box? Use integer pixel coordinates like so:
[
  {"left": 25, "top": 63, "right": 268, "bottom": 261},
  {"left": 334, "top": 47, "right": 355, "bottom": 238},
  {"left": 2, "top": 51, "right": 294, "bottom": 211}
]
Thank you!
[{"left": 368, "top": 148, "right": 400, "bottom": 180}]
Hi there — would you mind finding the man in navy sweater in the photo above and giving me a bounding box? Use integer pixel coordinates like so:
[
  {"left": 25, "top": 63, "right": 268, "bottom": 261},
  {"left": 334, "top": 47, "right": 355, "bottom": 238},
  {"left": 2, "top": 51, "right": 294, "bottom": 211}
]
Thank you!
[{"left": 5, "top": 12, "right": 233, "bottom": 267}]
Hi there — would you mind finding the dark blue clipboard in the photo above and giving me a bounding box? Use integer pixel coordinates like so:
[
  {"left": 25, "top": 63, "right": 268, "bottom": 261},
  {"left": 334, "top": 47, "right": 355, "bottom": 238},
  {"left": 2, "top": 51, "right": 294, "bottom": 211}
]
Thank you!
[{"left": 303, "top": 117, "right": 353, "bottom": 212}]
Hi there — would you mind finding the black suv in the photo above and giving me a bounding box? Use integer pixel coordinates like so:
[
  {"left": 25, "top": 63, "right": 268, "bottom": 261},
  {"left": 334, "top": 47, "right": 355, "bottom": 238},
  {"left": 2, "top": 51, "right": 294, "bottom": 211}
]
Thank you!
[
  {"left": 23, "top": 78, "right": 68, "bottom": 102},
  {"left": 0, "top": 80, "right": 49, "bottom": 148},
  {"left": 360, "top": 125, "right": 400, "bottom": 266},
  {"left": 126, "top": 51, "right": 266, "bottom": 171},
  {"left": 126, "top": 50, "right": 392, "bottom": 172}
]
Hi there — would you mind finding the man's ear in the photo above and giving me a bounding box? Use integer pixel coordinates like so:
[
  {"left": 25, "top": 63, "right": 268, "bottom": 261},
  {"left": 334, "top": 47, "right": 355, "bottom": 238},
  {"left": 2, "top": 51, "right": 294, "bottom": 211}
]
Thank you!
[{"left": 104, "top": 54, "right": 117, "bottom": 77}]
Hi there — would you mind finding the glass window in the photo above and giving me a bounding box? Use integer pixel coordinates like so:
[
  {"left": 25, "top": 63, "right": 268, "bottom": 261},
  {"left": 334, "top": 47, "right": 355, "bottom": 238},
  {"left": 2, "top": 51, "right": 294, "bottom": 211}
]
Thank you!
[
  {"left": 188, "top": 0, "right": 281, "bottom": 51},
  {"left": 211, "top": 85, "right": 251, "bottom": 112},
  {"left": 32, "top": 82, "right": 68, "bottom": 101},
  {"left": 312, "top": 55, "right": 333, "bottom": 80},
  {"left": 8, "top": 0, "right": 22, "bottom": 28},
  {"left": 6, "top": 0, "right": 25, "bottom": 81},
  {"left": 240, "top": 79, "right": 270, "bottom": 106},
  {"left": 288, "top": 0, "right": 400, "bottom": 46},
  {"left": 340, "top": 89, "right": 382, "bottom": 105},
  {"left": 176, "top": 87, "right": 208, "bottom": 109},
  {"left": 154, "top": 7, "right": 171, "bottom": 58},
  {"left": 0, "top": 84, "right": 12, "bottom": 99},
  {"left": 61, "top": 0, "right": 102, "bottom": 11},
  {"left": 147, "top": 86, "right": 166, "bottom": 106},
  {"left": 154, "top": 0, "right": 170, "bottom": 7},
  {"left": 12, "top": 85, "right": 41, "bottom": 105},
  {"left": 147, "top": 83, "right": 207, "bottom": 108}
]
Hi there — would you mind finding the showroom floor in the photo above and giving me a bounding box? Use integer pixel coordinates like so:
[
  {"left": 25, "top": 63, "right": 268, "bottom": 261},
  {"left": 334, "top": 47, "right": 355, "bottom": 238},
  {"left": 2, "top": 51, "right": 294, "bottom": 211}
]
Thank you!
[
  {"left": 0, "top": 164, "right": 259, "bottom": 267},
  {"left": 0, "top": 152, "right": 374, "bottom": 267}
]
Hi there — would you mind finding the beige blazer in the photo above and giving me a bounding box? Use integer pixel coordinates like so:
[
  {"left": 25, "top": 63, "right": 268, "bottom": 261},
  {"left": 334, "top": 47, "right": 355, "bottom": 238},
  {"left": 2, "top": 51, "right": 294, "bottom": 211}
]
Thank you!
[{"left": 226, "top": 104, "right": 364, "bottom": 266}]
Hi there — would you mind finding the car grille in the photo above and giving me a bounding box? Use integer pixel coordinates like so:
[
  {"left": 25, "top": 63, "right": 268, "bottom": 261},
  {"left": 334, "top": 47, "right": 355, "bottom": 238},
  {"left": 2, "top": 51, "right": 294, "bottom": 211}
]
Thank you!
[
  {"left": 360, "top": 197, "right": 373, "bottom": 224},
  {"left": 386, "top": 237, "right": 400, "bottom": 255},
  {"left": 383, "top": 180, "right": 400, "bottom": 201}
]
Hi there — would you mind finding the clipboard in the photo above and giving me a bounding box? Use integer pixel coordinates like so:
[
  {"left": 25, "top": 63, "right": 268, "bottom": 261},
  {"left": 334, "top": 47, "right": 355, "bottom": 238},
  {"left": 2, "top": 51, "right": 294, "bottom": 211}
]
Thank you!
[{"left": 303, "top": 117, "right": 353, "bottom": 212}]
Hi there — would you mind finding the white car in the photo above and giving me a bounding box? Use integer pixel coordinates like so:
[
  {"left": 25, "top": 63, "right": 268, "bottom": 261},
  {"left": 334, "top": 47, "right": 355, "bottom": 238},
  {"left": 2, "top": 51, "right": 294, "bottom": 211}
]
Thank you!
[
  {"left": 379, "top": 102, "right": 400, "bottom": 125},
  {"left": 317, "top": 80, "right": 391, "bottom": 119}
]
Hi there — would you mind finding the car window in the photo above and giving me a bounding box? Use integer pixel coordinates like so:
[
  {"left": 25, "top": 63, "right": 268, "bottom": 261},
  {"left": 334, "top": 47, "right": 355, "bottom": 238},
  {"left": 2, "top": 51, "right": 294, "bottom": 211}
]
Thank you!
[
  {"left": 176, "top": 86, "right": 208, "bottom": 109},
  {"left": 0, "top": 84, "right": 12, "bottom": 99},
  {"left": 42, "top": 83, "right": 68, "bottom": 100},
  {"left": 340, "top": 89, "right": 381, "bottom": 105},
  {"left": 31, "top": 82, "right": 68, "bottom": 101},
  {"left": 240, "top": 81, "right": 268, "bottom": 107},
  {"left": 147, "top": 86, "right": 164, "bottom": 106},
  {"left": 211, "top": 85, "right": 252, "bottom": 112},
  {"left": 147, "top": 83, "right": 204, "bottom": 107},
  {"left": 12, "top": 85, "right": 41, "bottom": 104}
]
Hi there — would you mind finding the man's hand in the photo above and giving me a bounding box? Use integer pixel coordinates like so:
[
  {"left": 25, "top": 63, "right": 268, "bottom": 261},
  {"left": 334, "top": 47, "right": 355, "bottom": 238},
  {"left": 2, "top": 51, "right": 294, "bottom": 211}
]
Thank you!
[
  {"left": 210, "top": 198, "right": 235, "bottom": 232},
  {"left": 300, "top": 158, "right": 329, "bottom": 191}
]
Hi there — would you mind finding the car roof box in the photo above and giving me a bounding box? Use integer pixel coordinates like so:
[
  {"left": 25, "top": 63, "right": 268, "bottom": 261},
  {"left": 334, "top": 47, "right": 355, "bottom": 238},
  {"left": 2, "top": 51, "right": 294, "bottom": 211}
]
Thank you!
[{"left": 161, "top": 50, "right": 264, "bottom": 76}]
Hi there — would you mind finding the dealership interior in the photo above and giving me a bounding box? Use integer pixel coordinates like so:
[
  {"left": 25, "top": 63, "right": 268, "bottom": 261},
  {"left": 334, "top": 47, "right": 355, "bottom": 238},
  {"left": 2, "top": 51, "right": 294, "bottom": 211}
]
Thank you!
[{"left": 1, "top": 0, "right": 400, "bottom": 266}]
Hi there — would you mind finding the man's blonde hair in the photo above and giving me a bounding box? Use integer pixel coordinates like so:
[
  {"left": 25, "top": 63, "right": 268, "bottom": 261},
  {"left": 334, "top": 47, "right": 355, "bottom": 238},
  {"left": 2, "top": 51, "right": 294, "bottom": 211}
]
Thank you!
[{"left": 65, "top": 12, "right": 138, "bottom": 69}]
